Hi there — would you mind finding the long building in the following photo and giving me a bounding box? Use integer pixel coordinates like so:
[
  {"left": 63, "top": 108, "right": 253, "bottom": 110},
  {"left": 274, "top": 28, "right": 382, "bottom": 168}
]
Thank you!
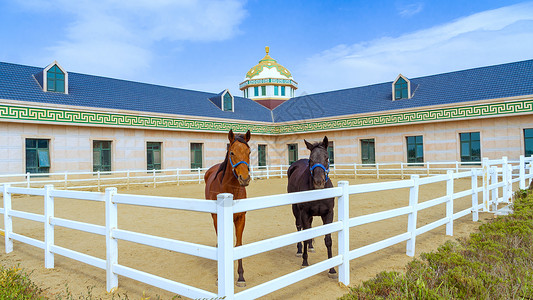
[{"left": 1, "top": 49, "right": 533, "bottom": 175}]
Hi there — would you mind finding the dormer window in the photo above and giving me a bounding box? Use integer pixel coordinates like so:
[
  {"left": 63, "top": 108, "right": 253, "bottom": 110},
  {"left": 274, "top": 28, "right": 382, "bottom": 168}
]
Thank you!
[
  {"left": 393, "top": 74, "right": 410, "bottom": 100},
  {"left": 223, "top": 91, "right": 233, "bottom": 111},
  {"left": 47, "top": 65, "right": 65, "bottom": 93},
  {"left": 35, "top": 61, "right": 69, "bottom": 94}
]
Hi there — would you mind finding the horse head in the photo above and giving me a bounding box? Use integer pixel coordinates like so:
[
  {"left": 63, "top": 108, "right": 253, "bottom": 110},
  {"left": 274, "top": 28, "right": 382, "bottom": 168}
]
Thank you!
[
  {"left": 305, "top": 136, "right": 330, "bottom": 189},
  {"left": 228, "top": 129, "right": 252, "bottom": 186}
]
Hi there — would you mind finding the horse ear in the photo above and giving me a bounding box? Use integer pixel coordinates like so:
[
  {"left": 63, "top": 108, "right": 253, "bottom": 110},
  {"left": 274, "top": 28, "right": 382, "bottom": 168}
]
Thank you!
[
  {"left": 244, "top": 130, "right": 251, "bottom": 142},
  {"left": 304, "top": 139, "right": 314, "bottom": 151},
  {"left": 228, "top": 129, "right": 235, "bottom": 143},
  {"left": 322, "top": 136, "right": 329, "bottom": 148}
]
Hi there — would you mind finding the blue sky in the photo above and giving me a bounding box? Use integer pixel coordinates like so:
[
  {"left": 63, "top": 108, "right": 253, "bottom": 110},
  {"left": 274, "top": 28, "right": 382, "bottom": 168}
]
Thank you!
[{"left": 1, "top": 0, "right": 533, "bottom": 97}]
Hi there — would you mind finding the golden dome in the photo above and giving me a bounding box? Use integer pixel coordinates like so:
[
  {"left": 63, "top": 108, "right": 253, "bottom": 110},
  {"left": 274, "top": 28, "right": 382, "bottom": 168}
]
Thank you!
[{"left": 245, "top": 47, "right": 292, "bottom": 79}]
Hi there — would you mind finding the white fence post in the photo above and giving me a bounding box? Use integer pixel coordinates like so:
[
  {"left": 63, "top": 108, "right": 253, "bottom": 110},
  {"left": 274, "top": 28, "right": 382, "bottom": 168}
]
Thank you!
[
  {"left": 400, "top": 162, "right": 404, "bottom": 179},
  {"left": 482, "top": 157, "right": 489, "bottom": 212},
  {"left": 426, "top": 162, "right": 430, "bottom": 176},
  {"left": 266, "top": 165, "right": 270, "bottom": 179},
  {"left": 520, "top": 155, "right": 526, "bottom": 190},
  {"left": 64, "top": 172, "right": 68, "bottom": 189},
  {"left": 406, "top": 175, "right": 419, "bottom": 257},
  {"left": 376, "top": 163, "right": 380, "bottom": 179},
  {"left": 529, "top": 158, "right": 533, "bottom": 186},
  {"left": 26, "top": 172, "right": 30, "bottom": 188},
  {"left": 176, "top": 169, "right": 180, "bottom": 186},
  {"left": 198, "top": 168, "right": 201, "bottom": 184},
  {"left": 471, "top": 169, "right": 479, "bottom": 222},
  {"left": 502, "top": 157, "right": 509, "bottom": 203},
  {"left": 97, "top": 171, "right": 101, "bottom": 192},
  {"left": 446, "top": 170, "right": 454, "bottom": 236},
  {"left": 153, "top": 169, "right": 156, "bottom": 188},
  {"left": 250, "top": 165, "right": 254, "bottom": 181},
  {"left": 507, "top": 164, "right": 513, "bottom": 203},
  {"left": 217, "top": 193, "right": 234, "bottom": 299},
  {"left": 490, "top": 166, "right": 498, "bottom": 211},
  {"left": 44, "top": 184, "right": 54, "bottom": 268},
  {"left": 337, "top": 181, "right": 350, "bottom": 285},
  {"left": 455, "top": 161, "right": 459, "bottom": 173},
  {"left": 127, "top": 170, "right": 130, "bottom": 190},
  {"left": 3, "top": 184, "right": 13, "bottom": 253},
  {"left": 354, "top": 163, "right": 357, "bottom": 179},
  {"left": 105, "top": 187, "right": 118, "bottom": 292}
]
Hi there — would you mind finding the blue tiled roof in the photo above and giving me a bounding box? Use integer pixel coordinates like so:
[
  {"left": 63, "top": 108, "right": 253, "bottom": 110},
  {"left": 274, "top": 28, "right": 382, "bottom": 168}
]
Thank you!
[
  {"left": 272, "top": 59, "right": 533, "bottom": 122},
  {"left": 0, "top": 62, "right": 273, "bottom": 123},
  {"left": 1, "top": 59, "right": 533, "bottom": 124}
]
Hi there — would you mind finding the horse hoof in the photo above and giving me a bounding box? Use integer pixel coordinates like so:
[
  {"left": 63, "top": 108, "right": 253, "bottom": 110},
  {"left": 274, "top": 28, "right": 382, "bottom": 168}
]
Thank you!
[
  {"left": 301, "top": 265, "right": 309, "bottom": 269},
  {"left": 328, "top": 272, "right": 338, "bottom": 279},
  {"left": 308, "top": 247, "right": 315, "bottom": 253},
  {"left": 236, "top": 281, "right": 246, "bottom": 287},
  {"left": 296, "top": 252, "right": 302, "bottom": 257}
]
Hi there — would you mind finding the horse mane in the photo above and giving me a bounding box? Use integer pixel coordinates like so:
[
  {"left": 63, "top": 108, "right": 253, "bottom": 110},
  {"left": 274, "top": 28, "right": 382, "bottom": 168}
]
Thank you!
[{"left": 215, "top": 134, "right": 249, "bottom": 183}]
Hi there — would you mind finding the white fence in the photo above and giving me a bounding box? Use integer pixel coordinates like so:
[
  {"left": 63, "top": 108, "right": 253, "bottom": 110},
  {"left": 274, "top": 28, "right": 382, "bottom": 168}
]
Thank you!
[
  {"left": 0, "top": 160, "right": 510, "bottom": 191},
  {"left": 1, "top": 156, "right": 533, "bottom": 299}
]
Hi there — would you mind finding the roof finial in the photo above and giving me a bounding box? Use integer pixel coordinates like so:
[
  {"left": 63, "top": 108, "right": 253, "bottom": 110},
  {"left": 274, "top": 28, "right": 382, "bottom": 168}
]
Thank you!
[{"left": 265, "top": 46, "right": 269, "bottom": 55}]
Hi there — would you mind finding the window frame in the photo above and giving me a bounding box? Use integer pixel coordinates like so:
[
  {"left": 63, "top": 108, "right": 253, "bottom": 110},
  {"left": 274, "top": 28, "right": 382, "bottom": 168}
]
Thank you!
[
  {"left": 190, "top": 143, "right": 203, "bottom": 169},
  {"left": 25, "top": 138, "right": 50, "bottom": 174},
  {"left": 360, "top": 138, "right": 375, "bottom": 165},
  {"left": 261, "top": 86, "right": 266, "bottom": 96},
  {"left": 328, "top": 141, "right": 334, "bottom": 165},
  {"left": 223, "top": 91, "right": 233, "bottom": 111},
  {"left": 258, "top": 144, "right": 267, "bottom": 169},
  {"left": 93, "top": 140, "right": 112, "bottom": 172},
  {"left": 459, "top": 132, "right": 481, "bottom": 164},
  {"left": 254, "top": 86, "right": 259, "bottom": 97},
  {"left": 281, "top": 86, "right": 286, "bottom": 96},
  {"left": 147, "top": 142, "right": 162, "bottom": 171},
  {"left": 392, "top": 74, "right": 410, "bottom": 101},
  {"left": 525, "top": 128, "right": 533, "bottom": 157},
  {"left": 288, "top": 143, "right": 298, "bottom": 165},
  {"left": 406, "top": 135, "right": 424, "bottom": 165}
]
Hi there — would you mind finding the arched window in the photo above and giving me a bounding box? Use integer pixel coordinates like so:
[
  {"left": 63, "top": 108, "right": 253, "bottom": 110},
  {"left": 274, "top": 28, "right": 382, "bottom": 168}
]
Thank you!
[
  {"left": 223, "top": 91, "right": 233, "bottom": 111},
  {"left": 47, "top": 65, "right": 65, "bottom": 93},
  {"left": 394, "top": 77, "right": 408, "bottom": 100}
]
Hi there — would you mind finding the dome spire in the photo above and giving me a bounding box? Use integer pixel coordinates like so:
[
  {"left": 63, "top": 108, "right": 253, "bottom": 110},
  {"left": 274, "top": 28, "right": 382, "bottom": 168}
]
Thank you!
[{"left": 265, "top": 46, "right": 269, "bottom": 55}]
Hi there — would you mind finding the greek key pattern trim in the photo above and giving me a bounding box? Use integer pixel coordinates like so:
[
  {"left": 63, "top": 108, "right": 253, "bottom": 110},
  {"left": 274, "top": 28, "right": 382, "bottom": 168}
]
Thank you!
[
  {"left": 0, "top": 105, "right": 271, "bottom": 133},
  {"left": 273, "top": 99, "right": 533, "bottom": 134},
  {"left": 0, "top": 99, "right": 531, "bottom": 134}
]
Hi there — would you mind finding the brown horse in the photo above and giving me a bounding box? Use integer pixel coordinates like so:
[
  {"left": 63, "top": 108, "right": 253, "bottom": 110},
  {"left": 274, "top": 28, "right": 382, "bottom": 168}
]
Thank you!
[{"left": 204, "top": 129, "right": 251, "bottom": 287}]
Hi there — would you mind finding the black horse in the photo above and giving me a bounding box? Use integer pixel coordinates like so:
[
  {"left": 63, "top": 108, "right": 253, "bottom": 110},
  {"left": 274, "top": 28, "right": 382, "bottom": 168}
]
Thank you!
[{"left": 287, "top": 136, "right": 337, "bottom": 279}]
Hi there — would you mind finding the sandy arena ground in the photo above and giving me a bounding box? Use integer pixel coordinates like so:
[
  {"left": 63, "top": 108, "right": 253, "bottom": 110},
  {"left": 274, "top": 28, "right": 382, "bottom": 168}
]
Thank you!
[{"left": 0, "top": 177, "right": 493, "bottom": 299}]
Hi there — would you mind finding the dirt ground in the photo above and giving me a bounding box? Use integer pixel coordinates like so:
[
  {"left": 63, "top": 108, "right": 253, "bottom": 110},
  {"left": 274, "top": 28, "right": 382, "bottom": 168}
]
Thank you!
[{"left": 0, "top": 177, "right": 493, "bottom": 299}]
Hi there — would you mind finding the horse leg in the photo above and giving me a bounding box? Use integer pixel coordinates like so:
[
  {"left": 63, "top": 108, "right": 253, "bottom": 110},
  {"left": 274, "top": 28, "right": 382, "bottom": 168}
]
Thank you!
[
  {"left": 234, "top": 213, "right": 246, "bottom": 287},
  {"left": 292, "top": 204, "right": 303, "bottom": 257},
  {"left": 321, "top": 211, "right": 337, "bottom": 278},
  {"left": 308, "top": 216, "right": 315, "bottom": 253},
  {"left": 300, "top": 210, "right": 312, "bottom": 267}
]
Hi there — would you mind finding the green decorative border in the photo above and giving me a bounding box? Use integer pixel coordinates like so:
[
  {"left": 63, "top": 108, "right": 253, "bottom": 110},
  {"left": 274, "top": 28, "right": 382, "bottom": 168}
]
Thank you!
[
  {"left": 0, "top": 105, "right": 272, "bottom": 134},
  {"left": 273, "top": 99, "right": 533, "bottom": 134},
  {"left": 0, "top": 99, "right": 532, "bottom": 134}
]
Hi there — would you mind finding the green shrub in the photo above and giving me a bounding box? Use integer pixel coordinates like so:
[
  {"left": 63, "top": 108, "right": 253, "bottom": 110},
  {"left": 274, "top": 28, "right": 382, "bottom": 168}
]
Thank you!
[
  {"left": 340, "top": 189, "right": 533, "bottom": 299},
  {"left": 0, "top": 265, "right": 46, "bottom": 299}
]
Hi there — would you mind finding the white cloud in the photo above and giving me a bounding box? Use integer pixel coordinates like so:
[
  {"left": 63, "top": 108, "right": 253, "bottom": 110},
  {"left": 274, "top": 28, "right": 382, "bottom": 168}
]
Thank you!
[
  {"left": 397, "top": 2, "right": 424, "bottom": 17},
  {"left": 22, "top": 0, "right": 247, "bottom": 78},
  {"left": 296, "top": 2, "right": 533, "bottom": 94}
]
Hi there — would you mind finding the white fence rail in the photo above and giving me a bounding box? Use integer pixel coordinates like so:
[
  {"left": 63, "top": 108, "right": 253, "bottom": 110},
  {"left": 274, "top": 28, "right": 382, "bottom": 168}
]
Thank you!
[
  {"left": 4, "top": 158, "right": 531, "bottom": 191},
  {"left": 1, "top": 155, "right": 533, "bottom": 299}
]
